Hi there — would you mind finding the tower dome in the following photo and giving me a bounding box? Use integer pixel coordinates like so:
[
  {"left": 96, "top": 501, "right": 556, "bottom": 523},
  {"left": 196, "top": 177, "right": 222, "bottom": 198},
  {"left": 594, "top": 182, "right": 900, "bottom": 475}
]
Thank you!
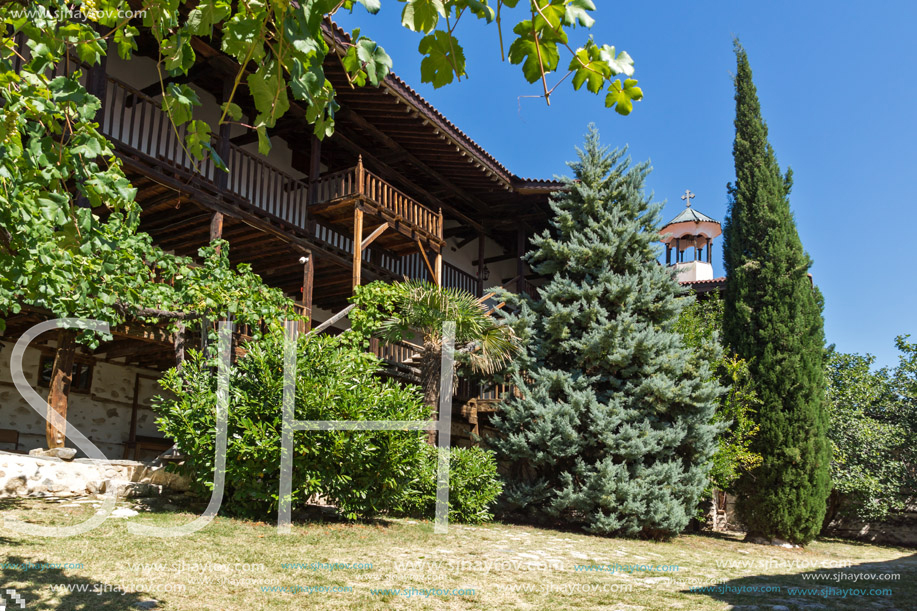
[{"left": 660, "top": 190, "right": 722, "bottom": 283}]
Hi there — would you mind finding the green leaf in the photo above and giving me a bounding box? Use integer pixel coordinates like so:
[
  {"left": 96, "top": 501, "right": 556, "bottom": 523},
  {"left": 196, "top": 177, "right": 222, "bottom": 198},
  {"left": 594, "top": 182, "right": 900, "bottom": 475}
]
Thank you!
[
  {"left": 418, "top": 31, "right": 466, "bottom": 88},
  {"left": 563, "top": 0, "right": 596, "bottom": 28},
  {"left": 114, "top": 25, "right": 139, "bottom": 60},
  {"left": 456, "top": 0, "right": 495, "bottom": 22},
  {"left": 256, "top": 124, "right": 272, "bottom": 155},
  {"left": 288, "top": 56, "right": 326, "bottom": 100},
  {"left": 186, "top": 0, "right": 231, "bottom": 36},
  {"left": 599, "top": 45, "right": 634, "bottom": 77},
  {"left": 247, "top": 60, "right": 290, "bottom": 128},
  {"left": 355, "top": 39, "right": 392, "bottom": 87},
  {"left": 350, "top": 0, "right": 381, "bottom": 13},
  {"left": 161, "top": 34, "right": 196, "bottom": 73},
  {"left": 508, "top": 21, "right": 560, "bottom": 83},
  {"left": 221, "top": 102, "right": 243, "bottom": 122},
  {"left": 184, "top": 120, "right": 212, "bottom": 160},
  {"left": 402, "top": 0, "right": 446, "bottom": 33},
  {"left": 569, "top": 40, "right": 611, "bottom": 94},
  {"left": 605, "top": 78, "right": 643, "bottom": 115},
  {"left": 222, "top": 16, "right": 264, "bottom": 62},
  {"left": 162, "top": 83, "right": 200, "bottom": 126}
]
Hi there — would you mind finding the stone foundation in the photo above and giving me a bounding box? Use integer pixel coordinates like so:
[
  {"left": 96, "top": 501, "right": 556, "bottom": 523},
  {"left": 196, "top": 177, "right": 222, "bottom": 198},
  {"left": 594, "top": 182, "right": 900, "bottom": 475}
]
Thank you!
[{"left": 0, "top": 451, "right": 189, "bottom": 499}]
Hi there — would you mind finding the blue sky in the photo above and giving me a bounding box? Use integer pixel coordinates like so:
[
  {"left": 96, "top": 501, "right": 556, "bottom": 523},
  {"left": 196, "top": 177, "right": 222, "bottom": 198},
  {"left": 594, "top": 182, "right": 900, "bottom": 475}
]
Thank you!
[{"left": 337, "top": 1, "right": 916, "bottom": 368}]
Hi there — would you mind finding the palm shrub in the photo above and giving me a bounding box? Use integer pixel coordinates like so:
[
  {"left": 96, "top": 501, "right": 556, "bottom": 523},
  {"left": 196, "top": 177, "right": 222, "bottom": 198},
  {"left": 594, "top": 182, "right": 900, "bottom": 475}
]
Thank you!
[
  {"left": 154, "top": 329, "right": 428, "bottom": 520},
  {"left": 490, "top": 127, "right": 721, "bottom": 538},
  {"left": 351, "top": 280, "right": 519, "bottom": 441}
]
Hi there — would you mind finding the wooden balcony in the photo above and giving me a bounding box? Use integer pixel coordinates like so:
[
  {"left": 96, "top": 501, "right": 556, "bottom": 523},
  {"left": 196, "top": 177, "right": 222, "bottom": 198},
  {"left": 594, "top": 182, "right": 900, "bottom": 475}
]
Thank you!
[
  {"left": 309, "top": 159, "right": 446, "bottom": 290},
  {"left": 310, "top": 163, "right": 444, "bottom": 249}
]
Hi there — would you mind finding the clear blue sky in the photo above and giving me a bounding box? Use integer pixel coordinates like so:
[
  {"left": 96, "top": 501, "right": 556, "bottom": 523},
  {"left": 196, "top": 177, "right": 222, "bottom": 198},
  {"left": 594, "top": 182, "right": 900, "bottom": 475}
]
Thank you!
[{"left": 337, "top": 1, "right": 916, "bottom": 368}]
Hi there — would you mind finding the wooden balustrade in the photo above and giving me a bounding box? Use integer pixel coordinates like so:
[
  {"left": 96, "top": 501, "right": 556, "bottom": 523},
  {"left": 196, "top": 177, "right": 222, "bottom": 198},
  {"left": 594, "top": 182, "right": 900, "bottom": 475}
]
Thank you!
[
  {"left": 97, "top": 76, "right": 310, "bottom": 230},
  {"left": 442, "top": 262, "right": 479, "bottom": 296},
  {"left": 310, "top": 164, "right": 442, "bottom": 240}
]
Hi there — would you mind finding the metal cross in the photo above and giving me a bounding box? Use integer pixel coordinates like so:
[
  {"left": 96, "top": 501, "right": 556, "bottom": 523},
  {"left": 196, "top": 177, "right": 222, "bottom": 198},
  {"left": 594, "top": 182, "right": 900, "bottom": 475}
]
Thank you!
[{"left": 681, "top": 189, "right": 695, "bottom": 207}]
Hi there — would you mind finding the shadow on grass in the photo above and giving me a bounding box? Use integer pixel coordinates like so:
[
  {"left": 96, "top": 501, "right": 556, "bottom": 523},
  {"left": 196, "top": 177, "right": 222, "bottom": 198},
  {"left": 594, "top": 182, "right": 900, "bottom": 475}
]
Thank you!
[
  {"left": 2, "top": 555, "right": 155, "bottom": 610},
  {"left": 686, "top": 552, "right": 917, "bottom": 610}
]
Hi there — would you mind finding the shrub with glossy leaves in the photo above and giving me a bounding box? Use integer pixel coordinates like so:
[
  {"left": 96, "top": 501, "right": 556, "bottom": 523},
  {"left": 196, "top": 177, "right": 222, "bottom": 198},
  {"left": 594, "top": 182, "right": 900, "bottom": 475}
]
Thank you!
[
  {"left": 397, "top": 444, "right": 503, "bottom": 525},
  {"left": 154, "top": 330, "right": 428, "bottom": 520}
]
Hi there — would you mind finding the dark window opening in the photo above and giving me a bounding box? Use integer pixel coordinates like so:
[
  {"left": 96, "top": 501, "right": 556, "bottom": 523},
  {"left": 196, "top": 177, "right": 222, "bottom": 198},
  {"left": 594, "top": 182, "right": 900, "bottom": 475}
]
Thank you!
[{"left": 38, "top": 357, "right": 93, "bottom": 394}]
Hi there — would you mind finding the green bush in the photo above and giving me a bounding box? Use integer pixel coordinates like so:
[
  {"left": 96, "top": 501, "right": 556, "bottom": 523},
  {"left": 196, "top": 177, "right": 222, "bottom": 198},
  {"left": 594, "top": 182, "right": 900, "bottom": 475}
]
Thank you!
[
  {"left": 154, "top": 330, "right": 429, "bottom": 520},
  {"left": 397, "top": 444, "right": 503, "bottom": 524}
]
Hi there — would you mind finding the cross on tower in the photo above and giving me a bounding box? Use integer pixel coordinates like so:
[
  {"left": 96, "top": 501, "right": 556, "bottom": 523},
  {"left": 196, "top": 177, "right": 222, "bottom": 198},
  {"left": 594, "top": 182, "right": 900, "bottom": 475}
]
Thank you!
[{"left": 681, "top": 189, "right": 695, "bottom": 207}]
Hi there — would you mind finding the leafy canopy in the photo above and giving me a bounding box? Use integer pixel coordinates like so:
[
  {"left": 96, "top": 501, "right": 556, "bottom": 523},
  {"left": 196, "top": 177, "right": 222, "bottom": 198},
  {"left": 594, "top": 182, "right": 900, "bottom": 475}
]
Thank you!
[{"left": 0, "top": 0, "right": 640, "bottom": 338}]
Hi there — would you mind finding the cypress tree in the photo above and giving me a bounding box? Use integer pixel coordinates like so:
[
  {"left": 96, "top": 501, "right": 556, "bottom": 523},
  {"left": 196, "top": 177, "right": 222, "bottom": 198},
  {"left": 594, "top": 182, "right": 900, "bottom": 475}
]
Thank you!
[
  {"left": 723, "top": 42, "right": 830, "bottom": 545},
  {"left": 491, "top": 127, "right": 720, "bottom": 538}
]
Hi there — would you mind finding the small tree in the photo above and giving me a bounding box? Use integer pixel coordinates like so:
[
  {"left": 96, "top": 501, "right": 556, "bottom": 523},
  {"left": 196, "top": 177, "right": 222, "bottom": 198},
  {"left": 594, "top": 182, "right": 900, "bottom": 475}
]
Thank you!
[
  {"left": 490, "top": 127, "right": 721, "bottom": 538},
  {"left": 675, "top": 296, "right": 761, "bottom": 525},
  {"left": 823, "top": 339, "right": 917, "bottom": 525}
]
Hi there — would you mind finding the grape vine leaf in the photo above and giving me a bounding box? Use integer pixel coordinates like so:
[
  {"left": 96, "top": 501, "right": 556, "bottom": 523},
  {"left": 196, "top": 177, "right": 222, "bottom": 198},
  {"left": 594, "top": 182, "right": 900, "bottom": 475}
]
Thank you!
[{"left": 419, "top": 30, "right": 466, "bottom": 88}]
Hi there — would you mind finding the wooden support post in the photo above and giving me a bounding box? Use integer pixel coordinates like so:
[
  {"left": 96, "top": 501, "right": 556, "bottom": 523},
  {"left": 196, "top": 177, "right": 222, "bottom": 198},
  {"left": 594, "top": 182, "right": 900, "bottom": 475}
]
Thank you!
[
  {"left": 516, "top": 226, "right": 526, "bottom": 294},
  {"left": 126, "top": 373, "right": 140, "bottom": 459},
  {"left": 46, "top": 329, "right": 77, "bottom": 449},
  {"left": 210, "top": 211, "right": 224, "bottom": 252},
  {"left": 435, "top": 249, "right": 443, "bottom": 287},
  {"left": 302, "top": 252, "right": 314, "bottom": 332},
  {"left": 355, "top": 155, "right": 365, "bottom": 195},
  {"left": 476, "top": 230, "right": 485, "bottom": 297},
  {"left": 666, "top": 245, "right": 671, "bottom": 266},
  {"left": 434, "top": 208, "right": 443, "bottom": 287},
  {"left": 707, "top": 237, "right": 712, "bottom": 263},
  {"left": 308, "top": 134, "right": 322, "bottom": 204},
  {"left": 352, "top": 208, "right": 364, "bottom": 290},
  {"left": 417, "top": 238, "right": 436, "bottom": 282},
  {"left": 174, "top": 322, "right": 186, "bottom": 368},
  {"left": 215, "top": 80, "right": 233, "bottom": 191}
]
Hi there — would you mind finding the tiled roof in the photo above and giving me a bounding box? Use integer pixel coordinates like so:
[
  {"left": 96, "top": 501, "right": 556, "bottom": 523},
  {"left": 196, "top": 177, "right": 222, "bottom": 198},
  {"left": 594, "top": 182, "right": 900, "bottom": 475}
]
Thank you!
[
  {"left": 679, "top": 277, "right": 726, "bottom": 286},
  {"left": 665, "top": 207, "right": 720, "bottom": 226},
  {"left": 325, "top": 22, "right": 558, "bottom": 188}
]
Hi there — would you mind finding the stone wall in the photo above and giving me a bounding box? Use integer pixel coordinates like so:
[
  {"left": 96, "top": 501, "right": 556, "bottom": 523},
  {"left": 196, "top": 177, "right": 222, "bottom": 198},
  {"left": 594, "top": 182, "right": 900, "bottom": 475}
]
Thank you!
[
  {"left": 0, "top": 342, "right": 166, "bottom": 459},
  {"left": 823, "top": 507, "right": 917, "bottom": 548},
  {"left": 0, "top": 451, "right": 189, "bottom": 499}
]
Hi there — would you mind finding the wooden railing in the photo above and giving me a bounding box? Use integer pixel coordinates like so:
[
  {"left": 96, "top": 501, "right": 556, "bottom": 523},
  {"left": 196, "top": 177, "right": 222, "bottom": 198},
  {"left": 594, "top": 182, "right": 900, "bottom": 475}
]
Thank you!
[
  {"left": 227, "top": 144, "right": 308, "bottom": 229},
  {"left": 443, "top": 262, "right": 479, "bottom": 296},
  {"left": 310, "top": 164, "right": 443, "bottom": 239},
  {"left": 98, "top": 76, "right": 310, "bottom": 231}
]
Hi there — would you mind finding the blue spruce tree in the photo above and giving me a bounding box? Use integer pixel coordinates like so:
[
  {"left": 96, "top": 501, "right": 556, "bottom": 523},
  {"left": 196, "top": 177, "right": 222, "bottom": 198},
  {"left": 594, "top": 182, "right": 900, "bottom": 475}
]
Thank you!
[{"left": 491, "top": 127, "right": 721, "bottom": 538}]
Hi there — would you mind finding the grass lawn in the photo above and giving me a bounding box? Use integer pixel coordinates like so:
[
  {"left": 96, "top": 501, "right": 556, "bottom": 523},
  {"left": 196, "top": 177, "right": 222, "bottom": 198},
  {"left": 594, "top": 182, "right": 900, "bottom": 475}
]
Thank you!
[{"left": 1, "top": 497, "right": 915, "bottom": 610}]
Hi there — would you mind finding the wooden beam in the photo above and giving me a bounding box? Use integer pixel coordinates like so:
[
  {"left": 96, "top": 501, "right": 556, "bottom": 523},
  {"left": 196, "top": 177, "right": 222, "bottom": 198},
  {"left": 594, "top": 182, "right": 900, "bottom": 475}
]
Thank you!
[
  {"left": 477, "top": 230, "right": 485, "bottom": 297},
  {"left": 46, "top": 329, "right": 77, "bottom": 449},
  {"left": 210, "top": 211, "right": 224, "bottom": 253},
  {"left": 302, "top": 252, "right": 314, "bottom": 332},
  {"left": 352, "top": 207, "right": 364, "bottom": 289},
  {"left": 360, "top": 224, "right": 388, "bottom": 251},
  {"left": 516, "top": 226, "right": 526, "bottom": 294},
  {"left": 416, "top": 238, "right": 436, "bottom": 281}
]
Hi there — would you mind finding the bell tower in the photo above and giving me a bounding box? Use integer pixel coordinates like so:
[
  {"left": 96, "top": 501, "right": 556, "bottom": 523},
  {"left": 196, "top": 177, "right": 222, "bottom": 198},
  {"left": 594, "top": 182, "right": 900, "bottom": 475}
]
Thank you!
[{"left": 660, "top": 190, "right": 722, "bottom": 283}]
